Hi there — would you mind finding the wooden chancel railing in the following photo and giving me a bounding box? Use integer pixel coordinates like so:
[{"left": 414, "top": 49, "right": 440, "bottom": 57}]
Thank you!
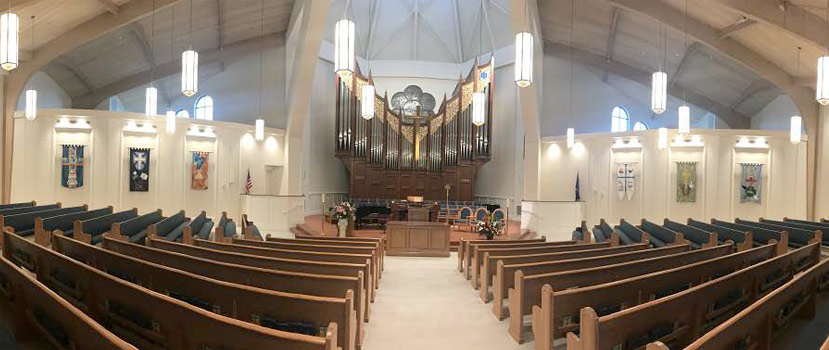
[{"left": 335, "top": 59, "right": 494, "bottom": 201}]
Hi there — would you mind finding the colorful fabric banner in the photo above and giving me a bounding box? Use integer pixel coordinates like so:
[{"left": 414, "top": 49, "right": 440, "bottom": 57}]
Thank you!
[
  {"left": 615, "top": 162, "right": 636, "bottom": 200},
  {"left": 676, "top": 161, "right": 697, "bottom": 203},
  {"left": 129, "top": 148, "right": 150, "bottom": 192},
  {"left": 191, "top": 151, "right": 209, "bottom": 190},
  {"left": 61, "top": 145, "right": 84, "bottom": 188},
  {"left": 740, "top": 163, "right": 762, "bottom": 203}
]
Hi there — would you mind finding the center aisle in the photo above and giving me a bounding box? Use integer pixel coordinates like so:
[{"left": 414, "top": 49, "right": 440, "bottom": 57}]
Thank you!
[{"left": 361, "top": 253, "right": 534, "bottom": 350}]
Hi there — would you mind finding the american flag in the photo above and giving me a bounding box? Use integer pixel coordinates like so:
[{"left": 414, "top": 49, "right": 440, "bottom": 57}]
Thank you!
[{"left": 245, "top": 169, "right": 252, "bottom": 194}]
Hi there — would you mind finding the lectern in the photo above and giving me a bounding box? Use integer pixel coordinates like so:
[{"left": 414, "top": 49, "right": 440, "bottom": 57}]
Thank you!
[
  {"left": 385, "top": 221, "right": 450, "bottom": 257},
  {"left": 408, "top": 208, "right": 430, "bottom": 222}
]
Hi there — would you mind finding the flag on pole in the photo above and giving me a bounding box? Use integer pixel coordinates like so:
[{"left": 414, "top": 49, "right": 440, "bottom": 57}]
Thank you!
[
  {"left": 245, "top": 169, "right": 253, "bottom": 194},
  {"left": 575, "top": 172, "right": 581, "bottom": 202}
]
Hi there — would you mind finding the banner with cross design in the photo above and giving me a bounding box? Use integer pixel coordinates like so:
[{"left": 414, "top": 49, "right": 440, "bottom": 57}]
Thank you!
[
  {"left": 740, "top": 163, "right": 762, "bottom": 203},
  {"left": 615, "top": 162, "right": 637, "bottom": 201}
]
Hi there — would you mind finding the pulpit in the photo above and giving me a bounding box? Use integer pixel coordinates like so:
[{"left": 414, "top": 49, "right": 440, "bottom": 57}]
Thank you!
[
  {"left": 390, "top": 200, "right": 440, "bottom": 222},
  {"left": 385, "top": 221, "right": 450, "bottom": 257}
]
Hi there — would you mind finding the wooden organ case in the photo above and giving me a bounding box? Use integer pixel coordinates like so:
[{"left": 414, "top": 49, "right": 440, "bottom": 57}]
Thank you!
[{"left": 335, "top": 59, "right": 494, "bottom": 201}]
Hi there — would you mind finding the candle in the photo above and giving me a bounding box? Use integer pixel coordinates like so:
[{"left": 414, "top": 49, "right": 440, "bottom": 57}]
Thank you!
[
  {"left": 322, "top": 193, "right": 326, "bottom": 203},
  {"left": 506, "top": 198, "right": 511, "bottom": 208}
]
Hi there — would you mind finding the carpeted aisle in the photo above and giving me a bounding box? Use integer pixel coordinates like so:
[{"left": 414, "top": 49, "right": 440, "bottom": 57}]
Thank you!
[{"left": 361, "top": 252, "right": 534, "bottom": 350}]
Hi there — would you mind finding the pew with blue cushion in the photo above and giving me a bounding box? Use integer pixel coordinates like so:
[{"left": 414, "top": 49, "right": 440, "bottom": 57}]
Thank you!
[
  {"left": 214, "top": 211, "right": 237, "bottom": 243},
  {"left": 711, "top": 218, "right": 788, "bottom": 255},
  {"left": 776, "top": 217, "right": 829, "bottom": 246},
  {"left": 571, "top": 221, "right": 592, "bottom": 244},
  {"left": 615, "top": 219, "right": 650, "bottom": 246},
  {"left": 0, "top": 205, "right": 88, "bottom": 248},
  {"left": 181, "top": 211, "right": 214, "bottom": 245},
  {"left": 639, "top": 219, "right": 686, "bottom": 247},
  {"left": 736, "top": 218, "right": 821, "bottom": 248},
  {"left": 34, "top": 206, "right": 113, "bottom": 246},
  {"left": 241, "top": 214, "right": 263, "bottom": 240},
  {"left": 0, "top": 200, "right": 35, "bottom": 211},
  {"left": 687, "top": 218, "right": 754, "bottom": 251},
  {"left": 663, "top": 218, "right": 718, "bottom": 249},
  {"left": 0, "top": 203, "right": 59, "bottom": 217},
  {"left": 146, "top": 210, "right": 190, "bottom": 243},
  {"left": 592, "top": 219, "right": 620, "bottom": 245},
  {"left": 74, "top": 208, "right": 139, "bottom": 245},
  {"left": 110, "top": 209, "right": 164, "bottom": 245}
]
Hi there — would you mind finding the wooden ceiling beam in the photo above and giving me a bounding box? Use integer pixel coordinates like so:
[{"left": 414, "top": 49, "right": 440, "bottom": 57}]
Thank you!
[
  {"left": 72, "top": 33, "right": 285, "bottom": 108},
  {"left": 717, "top": 16, "right": 756, "bottom": 39},
  {"left": 131, "top": 23, "right": 156, "bottom": 70},
  {"left": 669, "top": 42, "right": 699, "bottom": 90},
  {"left": 55, "top": 57, "right": 95, "bottom": 93},
  {"left": 97, "top": 0, "right": 121, "bottom": 15},
  {"left": 710, "top": 0, "right": 829, "bottom": 48},
  {"left": 729, "top": 80, "right": 771, "bottom": 111}
]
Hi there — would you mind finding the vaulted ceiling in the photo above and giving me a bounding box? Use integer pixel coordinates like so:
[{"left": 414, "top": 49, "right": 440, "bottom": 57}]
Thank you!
[{"left": 9, "top": 0, "right": 829, "bottom": 125}]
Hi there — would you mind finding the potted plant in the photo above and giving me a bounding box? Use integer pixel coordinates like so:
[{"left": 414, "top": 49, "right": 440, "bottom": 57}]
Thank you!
[
  {"left": 476, "top": 214, "right": 504, "bottom": 240},
  {"left": 333, "top": 202, "right": 356, "bottom": 237}
]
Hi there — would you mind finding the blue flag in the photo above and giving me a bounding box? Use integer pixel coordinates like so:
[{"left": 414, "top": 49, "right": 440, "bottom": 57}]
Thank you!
[{"left": 575, "top": 172, "right": 581, "bottom": 202}]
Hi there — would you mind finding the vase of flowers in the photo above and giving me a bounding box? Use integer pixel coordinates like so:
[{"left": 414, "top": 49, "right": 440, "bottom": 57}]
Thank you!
[
  {"left": 476, "top": 214, "right": 503, "bottom": 240},
  {"left": 333, "top": 202, "right": 356, "bottom": 237}
]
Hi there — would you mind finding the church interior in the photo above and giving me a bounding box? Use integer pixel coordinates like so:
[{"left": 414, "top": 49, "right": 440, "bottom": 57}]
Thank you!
[{"left": 0, "top": 0, "right": 828, "bottom": 349}]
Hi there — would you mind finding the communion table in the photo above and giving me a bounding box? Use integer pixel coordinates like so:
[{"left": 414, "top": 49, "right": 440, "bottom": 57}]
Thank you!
[{"left": 385, "top": 221, "right": 450, "bottom": 257}]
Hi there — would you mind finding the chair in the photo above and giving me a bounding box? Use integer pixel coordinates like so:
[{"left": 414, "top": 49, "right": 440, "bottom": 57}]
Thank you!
[
  {"left": 470, "top": 208, "right": 489, "bottom": 232},
  {"left": 456, "top": 207, "right": 473, "bottom": 231},
  {"left": 491, "top": 208, "right": 505, "bottom": 224}
]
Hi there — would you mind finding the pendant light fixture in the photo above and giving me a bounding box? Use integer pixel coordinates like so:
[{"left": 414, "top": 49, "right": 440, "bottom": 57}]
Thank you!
[
  {"left": 677, "top": 0, "right": 690, "bottom": 134},
  {"left": 24, "top": 16, "right": 35, "bottom": 121},
  {"left": 817, "top": 0, "right": 829, "bottom": 105},
  {"left": 145, "top": 0, "right": 157, "bottom": 116},
  {"left": 566, "top": 0, "right": 575, "bottom": 149},
  {"left": 514, "top": 0, "right": 533, "bottom": 88},
  {"left": 471, "top": 0, "right": 487, "bottom": 127},
  {"left": 334, "top": 0, "right": 354, "bottom": 77},
  {"left": 651, "top": 11, "right": 667, "bottom": 115},
  {"left": 181, "top": 0, "right": 198, "bottom": 97},
  {"left": 0, "top": 0, "right": 17, "bottom": 71},
  {"left": 792, "top": 47, "right": 803, "bottom": 145},
  {"left": 255, "top": 0, "right": 265, "bottom": 141}
]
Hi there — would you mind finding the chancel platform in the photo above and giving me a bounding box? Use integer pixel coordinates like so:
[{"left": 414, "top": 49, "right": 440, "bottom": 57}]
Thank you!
[{"left": 385, "top": 221, "right": 450, "bottom": 257}]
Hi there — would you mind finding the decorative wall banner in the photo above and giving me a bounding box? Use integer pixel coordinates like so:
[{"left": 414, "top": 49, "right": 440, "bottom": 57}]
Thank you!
[
  {"left": 615, "top": 162, "right": 637, "bottom": 200},
  {"left": 129, "top": 148, "right": 150, "bottom": 192},
  {"left": 740, "top": 163, "right": 762, "bottom": 203},
  {"left": 676, "top": 161, "right": 697, "bottom": 203},
  {"left": 61, "top": 145, "right": 84, "bottom": 188},
  {"left": 191, "top": 151, "right": 209, "bottom": 190}
]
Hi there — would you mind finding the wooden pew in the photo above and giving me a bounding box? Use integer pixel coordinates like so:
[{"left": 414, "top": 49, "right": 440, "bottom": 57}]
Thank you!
[
  {"left": 687, "top": 219, "right": 753, "bottom": 252},
  {"left": 592, "top": 219, "right": 621, "bottom": 245},
  {"left": 822, "top": 333, "right": 829, "bottom": 350},
  {"left": 214, "top": 211, "right": 237, "bottom": 243},
  {"left": 663, "top": 219, "right": 718, "bottom": 249},
  {"left": 109, "top": 209, "right": 164, "bottom": 244},
  {"left": 615, "top": 219, "right": 651, "bottom": 246},
  {"left": 241, "top": 214, "right": 263, "bottom": 240},
  {"left": 34, "top": 206, "right": 113, "bottom": 246},
  {"left": 532, "top": 243, "right": 777, "bottom": 350},
  {"left": 0, "top": 203, "right": 60, "bottom": 217},
  {"left": 0, "top": 200, "right": 35, "bottom": 210},
  {"left": 146, "top": 210, "right": 190, "bottom": 243},
  {"left": 675, "top": 257, "right": 829, "bottom": 350},
  {"left": 181, "top": 211, "right": 213, "bottom": 245},
  {"left": 711, "top": 219, "right": 788, "bottom": 255},
  {"left": 74, "top": 208, "right": 138, "bottom": 245},
  {"left": 233, "top": 237, "right": 382, "bottom": 281},
  {"left": 459, "top": 237, "right": 550, "bottom": 276},
  {"left": 507, "top": 244, "right": 733, "bottom": 343},
  {"left": 572, "top": 221, "right": 592, "bottom": 244},
  {"left": 0, "top": 205, "right": 87, "bottom": 247},
  {"left": 100, "top": 235, "right": 367, "bottom": 347},
  {"left": 51, "top": 233, "right": 358, "bottom": 350},
  {"left": 146, "top": 236, "right": 375, "bottom": 312},
  {"left": 1, "top": 230, "right": 339, "bottom": 350},
  {"left": 480, "top": 243, "right": 648, "bottom": 303},
  {"left": 0, "top": 254, "right": 138, "bottom": 350},
  {"left": 736, "top": 218, "right": 822, "bottom": 248},
  {"left": 568, "top": 242, "right": 821, "bottom": 350},
  {"left": 271, "top": 236, "right": 385, "bottom": 274},
  {"left": 639, "top": 219, "right": 688, "bottom": 247},
  {"left": 471, "top": 241, "right": 603, "bottom": 288},
  {"left": 771, "top": 217, "right": 829, "bottom": 246},
  {"left": 193, "top": 238, "right": 379, "bottom": 297}
]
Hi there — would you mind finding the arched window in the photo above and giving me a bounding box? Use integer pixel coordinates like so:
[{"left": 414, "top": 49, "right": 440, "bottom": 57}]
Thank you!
[
  {"left": 633, "top": 121, "right": 648, "bottom": 131},
  {"left": 194, "top": 95, "right": 214, "bottom": 120},
  {"left": 175, "top": 109, "right": 190, "bottom": 119},
  {"left": 611, "top": 106, "right": 630, "bottom": 132}
]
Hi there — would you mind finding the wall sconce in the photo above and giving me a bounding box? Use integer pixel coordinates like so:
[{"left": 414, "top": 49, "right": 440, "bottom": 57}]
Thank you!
[{"left": 123, "top": 120, "right": 157, "bottom": 133}]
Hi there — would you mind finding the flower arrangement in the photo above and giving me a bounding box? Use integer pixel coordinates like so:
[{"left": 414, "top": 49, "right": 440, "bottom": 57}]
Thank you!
[
  {"left": 476, "top": 214, "right": 504, "bottom": 240},
  {"left": 333, "top": 202, "right": 356, "bottom": 221}
]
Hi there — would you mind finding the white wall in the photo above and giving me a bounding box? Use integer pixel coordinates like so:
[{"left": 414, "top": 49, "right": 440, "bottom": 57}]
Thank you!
[
  {"left": 10, "top": 109, "right": 288, "bottom": 230},
  {"left": 750, "top": 94, "right": 800, "bottom": 131},
  {"left": 15, "top": 72, "right": 72, "bottom": 110},
  {"left": 537, "top": 129, "right": 808, "bottom": 227},
  {"left": 540, "top": 53, "right": 722, "bottom": 137}
]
